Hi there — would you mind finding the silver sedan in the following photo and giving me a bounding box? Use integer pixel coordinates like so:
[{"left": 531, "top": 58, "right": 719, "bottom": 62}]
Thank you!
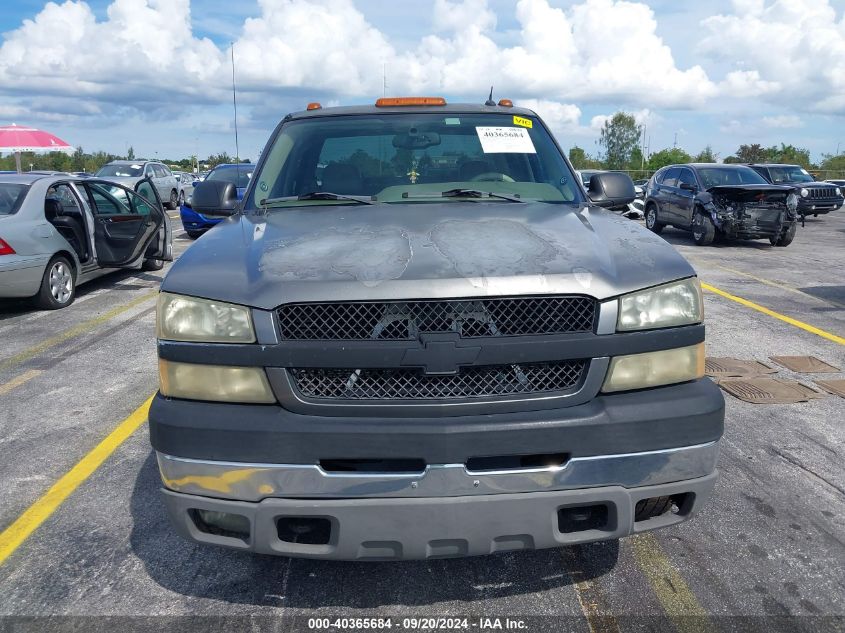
[{"left": 0, "top": 173, "right": 171, "bottom": 309}]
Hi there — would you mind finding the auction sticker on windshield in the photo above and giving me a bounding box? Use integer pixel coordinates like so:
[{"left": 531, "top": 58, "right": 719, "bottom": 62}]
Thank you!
[{"left": 476, "top": 127, "right": 536, "bottom": 153}]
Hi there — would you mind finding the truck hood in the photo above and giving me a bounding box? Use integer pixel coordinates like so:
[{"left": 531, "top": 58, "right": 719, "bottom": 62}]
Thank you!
[{"left": 162, "top": 201, "right": 696, "bottom": 309}]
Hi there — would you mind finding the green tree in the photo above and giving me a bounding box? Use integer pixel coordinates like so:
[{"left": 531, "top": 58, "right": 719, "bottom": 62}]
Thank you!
[
  {"left": 820, "top": 153, "right": 845, "bottom": 171},
  {"left": 693, "top": 145, "right": 717, "bottom": 163},
  {"left": 627, "top": 146, "right": 645, "bottom": 171},
  {"left": 723, "top": 155, "right": 742, "bottom": 164},
  {"left": 598, "top": 112, "right": 642, "bottom": 170},
  {"left": 764, "top": 143, "right": 811, "bottom": 168},
  {"left": 568, "top": 145, "right": 604, "bottom": 170},
  {"left": 735, "top": 143, "right": 767, "bottom": 163},
  {"left": 127, "top": 146, "right": 135, "bottom": 161},
  {"left": 646, "top": 147, "right": 692, "bottom": 171}
]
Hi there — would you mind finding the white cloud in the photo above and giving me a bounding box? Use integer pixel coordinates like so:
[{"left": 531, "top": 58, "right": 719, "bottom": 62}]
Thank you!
[
  {"left": 518, "top": 99, "right": 582, "bottom": 134},
  {"left": 762, "top": 114, "right": 803, "bottom": 128},
  {"left": 699, "top": 0, "right": 845, "bottom": 113}
]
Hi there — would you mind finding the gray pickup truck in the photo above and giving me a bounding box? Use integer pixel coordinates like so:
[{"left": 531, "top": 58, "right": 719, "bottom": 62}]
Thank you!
[{"left": 149, "top": 98, "right": 724, "bottom": 560}]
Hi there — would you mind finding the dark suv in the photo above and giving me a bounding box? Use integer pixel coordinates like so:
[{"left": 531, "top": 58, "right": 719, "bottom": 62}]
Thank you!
[
  {"left": 749, "top": 164, "right": 843, "bottom": 218},
  {"left": 644, "top": 163, "right": 798, "bottom": 246},
  {"left": 149, "top": 99, "right": 724, "bottom": 560}
]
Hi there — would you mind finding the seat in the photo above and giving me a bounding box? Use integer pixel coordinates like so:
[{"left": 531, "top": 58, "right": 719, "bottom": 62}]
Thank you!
[
  {"left": 321, "top": 164, "right": 364, "bottom": 194},
  {"left": 459, "top": 160, "right": 492, "bottom": 181},
  {"left": 45, "top": 198, "right": 88, "bottom": 262}
]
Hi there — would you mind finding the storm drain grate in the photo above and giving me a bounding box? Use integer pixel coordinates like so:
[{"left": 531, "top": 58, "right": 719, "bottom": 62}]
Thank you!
[
  {"left": 705, "top": 357, "right": 777, "bottom": 379},
  {"left": 815, "top": 379, "right": 845, "bottom": 399},
  {"left": 769, "top": 356, "right": 840, "bottom": 373},
  {"left": 718, "top": 378, "right": 827, "bottom": 404}
]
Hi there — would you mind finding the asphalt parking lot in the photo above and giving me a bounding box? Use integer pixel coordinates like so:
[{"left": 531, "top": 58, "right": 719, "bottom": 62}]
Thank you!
[{"left": 0, "top": 210, "right": 842, "bottom": 632}]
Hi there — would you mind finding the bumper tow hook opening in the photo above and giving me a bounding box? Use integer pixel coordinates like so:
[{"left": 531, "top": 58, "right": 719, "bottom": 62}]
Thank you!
[
  {"left": 634, "top": 493, "right": 692, "bottom": 522},
  {"left": 277, "top": 517, "right": 332, "bottom": 545},
  {"left": 557, "top": 504, "right": 609, "bottom": 534}
]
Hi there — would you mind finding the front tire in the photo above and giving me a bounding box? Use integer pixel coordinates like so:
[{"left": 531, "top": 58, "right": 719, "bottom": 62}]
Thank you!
[
  {"left": 142, "top": 258, "right": 164, "bottom": 271},
  {"left": 692, "top": 213, "right": 716, "bottom": 246},
  {"left": 770, "top": 222, "right": 797, "bottom": 247},
  {"left": 167, "top": 190, "right": 178, "bottom": 210},
  {"left": 178, "top": 190, "right": 185, "bottom": 206},
  {"left": 645, "top": 204, "right": 665, "bottom": 234},
  {"left": 34, "top": 256, "right": 76, "bottom": 310}
]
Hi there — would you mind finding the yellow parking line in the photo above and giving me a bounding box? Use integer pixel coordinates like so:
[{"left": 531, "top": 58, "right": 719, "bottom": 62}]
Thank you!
[
  {"left": 0, "top": 369, "right": 43, "bottom": 396},
  {"left": 702, "top": 282, "right": 845, "bottom": 346},
  {"left": 0, "top": 290, "right": 158, "bottom": 372},
  {"left": 630, "top": 533, "right": 717, "bottom": 633},
  {"left": 709, "top": 264, "right": 845, "bottom": 309},
  {"left": 0, "top": 394, "right": 154, "bottom": 566}
]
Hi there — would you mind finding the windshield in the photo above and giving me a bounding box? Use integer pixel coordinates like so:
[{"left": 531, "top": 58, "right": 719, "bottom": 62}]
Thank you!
[
  {"left": 697, "top": 166, "right": 770, "bottom": 188},
  {"left": 207, "top": 166, "right": 253, "bottom": 188},
  {"left": 0, "top": 183, "right": 29, "bottom": 215},
  {"left": 247, "top": 112, "right": 581, "bottom": 208},
  {"left": 96, "top": 164, "right": 143, "bottom": 177},
  {"left": 767, "top": 165, "right": 814, "bottom": 183}
]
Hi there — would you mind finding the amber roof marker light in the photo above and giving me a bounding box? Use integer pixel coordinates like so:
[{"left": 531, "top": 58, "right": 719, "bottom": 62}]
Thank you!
[
  {"left": 306, "top": 102, "right": 322, "bottom": 110},
  {"left": 498, "top": 99, "right": 514, "bottom": 107},
  {"left": 375, "top": 97, "right": 447, "bottom": 107}
]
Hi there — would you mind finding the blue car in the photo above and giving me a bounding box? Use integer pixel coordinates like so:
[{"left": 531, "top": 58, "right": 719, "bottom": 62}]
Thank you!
[{"left": 180, "top": 164, "right": 253, "bottom": 239}]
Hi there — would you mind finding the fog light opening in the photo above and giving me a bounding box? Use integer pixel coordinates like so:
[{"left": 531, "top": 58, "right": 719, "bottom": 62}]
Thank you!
[
  {"left": 557, "top": 504, "right": 609, "bottom": 534},
  {"left": 277, "top": 517, "right": 332, "bottom": 545},
  {"left": 189, "top": 509, "right": 250, "bottom": 542}
]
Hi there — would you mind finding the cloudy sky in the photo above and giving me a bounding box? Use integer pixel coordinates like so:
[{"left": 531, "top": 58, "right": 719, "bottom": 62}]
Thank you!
[{"left": 0, "top": 0, "right": 843, "bottom": 163}]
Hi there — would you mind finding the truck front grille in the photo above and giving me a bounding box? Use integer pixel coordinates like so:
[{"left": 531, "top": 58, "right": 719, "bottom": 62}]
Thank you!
[
  {"left": 276, "top": 297, "right": 596, "bottom": 341},
  {"left": 289, "top": 361, "right": 588, "bottom": 401},
  {"left": 809, "top": 187, "right": 836, "bottom": 200}
]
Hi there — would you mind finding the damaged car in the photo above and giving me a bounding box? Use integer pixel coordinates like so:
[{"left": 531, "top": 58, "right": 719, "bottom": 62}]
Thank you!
[{"left": 644, "top": 163, "right": 798, "bottom": 246}]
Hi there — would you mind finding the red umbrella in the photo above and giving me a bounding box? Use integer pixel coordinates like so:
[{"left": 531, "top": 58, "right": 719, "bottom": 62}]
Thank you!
[{"left": 0, "top": 124, "right": 73, "bottom": 173}]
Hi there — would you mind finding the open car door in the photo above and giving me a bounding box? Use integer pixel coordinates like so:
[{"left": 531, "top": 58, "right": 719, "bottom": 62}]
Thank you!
[
  {"left": 135, "top": 177, "right": 173, "bottom": 262},
  {"left": 82, "top": 177, "right": 165, "bottom": 267}
]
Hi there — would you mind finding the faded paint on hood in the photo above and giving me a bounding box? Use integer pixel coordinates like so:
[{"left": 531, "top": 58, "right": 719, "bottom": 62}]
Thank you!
[{"left": 161, "top": 202, "right": 696, "bottom": 309}]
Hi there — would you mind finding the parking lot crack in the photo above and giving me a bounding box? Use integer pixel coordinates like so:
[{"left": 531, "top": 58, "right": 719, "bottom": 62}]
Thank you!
[{"left": 768, "top": 447, "right": 845, "bottom": 497}]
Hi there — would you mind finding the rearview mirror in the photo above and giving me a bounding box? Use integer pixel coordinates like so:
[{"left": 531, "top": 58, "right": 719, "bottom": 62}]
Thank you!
[
  {"left": 587, "top": 172, "right": 636, "bottom": 210},
  {"left": 192, "top": 180, "right": 239, "bottom": 217},
  {"left": 680, "top": 182, "right": 697, "bottom": 192},
  {"left": 393, "top": 130, "right": 441, "bottom": 150}
]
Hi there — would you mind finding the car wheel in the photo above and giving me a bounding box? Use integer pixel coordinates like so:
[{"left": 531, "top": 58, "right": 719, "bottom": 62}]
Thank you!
[
  {"left": 178, "top": 190, "right": 185, "bottom": 206},
  {"left": 645, "top": 204, "right": 665, "bottom": 234},
  {"left": 770, "top": 222, "right": 797, "bottom": 247},
  {"left": 692, "top": 213, "right": 716, "bottom": 246},
  {"left": 34, "top": 255, "right": 76, "bottom": 310},
  {"left": 167, "top": 190, "right": 178, "bottom": 210},
  {"left": 142, "top": 258, "right": 165, "bottom": 271},
  {"left": 186, "top": 230, "right": 203, "bottom": 239}
]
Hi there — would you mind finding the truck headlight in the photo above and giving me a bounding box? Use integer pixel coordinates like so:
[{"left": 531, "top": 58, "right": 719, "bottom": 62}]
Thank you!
[
  {"left": 800, "top": 188, "right": 809, "bottom": 198},
  {"left": 836, "top": 188, "right": 842, "bottom": 196},
  {"left": 157, "top": 292, "right": 255, "bottom": 343},
  {"left": 617, "top": 278, "right": 703, "bottom": 332},
  {"left": 159, "top": 359, "right": 275, "bottom": 403},
  {"left": 602, "top": 343, "right": 705, "bottom": 393},
  {"left": 786, "top": 193, "right": 798, "bottom": 212}
]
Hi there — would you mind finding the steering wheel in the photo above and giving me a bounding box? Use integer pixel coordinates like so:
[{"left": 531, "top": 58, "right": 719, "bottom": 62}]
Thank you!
[{"left": 470, "top": 172, "right": 515, "bottom": 183}]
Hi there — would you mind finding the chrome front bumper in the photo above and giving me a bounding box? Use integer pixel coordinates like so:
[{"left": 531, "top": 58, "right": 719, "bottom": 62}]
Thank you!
[{"left": 157, "top": 441, "right": 720, "bottom": 502}]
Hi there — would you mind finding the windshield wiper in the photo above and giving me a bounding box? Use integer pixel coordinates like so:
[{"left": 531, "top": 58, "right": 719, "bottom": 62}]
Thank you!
[
  {"left": 438, "top": 188, "right": 524, "bottom": 202},
  {"left": 260, "top": 192, "right": 375, "bottom": 207}
]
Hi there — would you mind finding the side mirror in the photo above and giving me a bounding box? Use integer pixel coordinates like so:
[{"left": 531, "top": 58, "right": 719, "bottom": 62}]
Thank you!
[
  {"left": 680, "top": 182, "right": 697, "bottom": 192},
  {"left": 192, "top": 180, "right": 239, "bottom": 216},
  {"left": 587, "top": 172, "right": 636, "bottom": 210}
]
